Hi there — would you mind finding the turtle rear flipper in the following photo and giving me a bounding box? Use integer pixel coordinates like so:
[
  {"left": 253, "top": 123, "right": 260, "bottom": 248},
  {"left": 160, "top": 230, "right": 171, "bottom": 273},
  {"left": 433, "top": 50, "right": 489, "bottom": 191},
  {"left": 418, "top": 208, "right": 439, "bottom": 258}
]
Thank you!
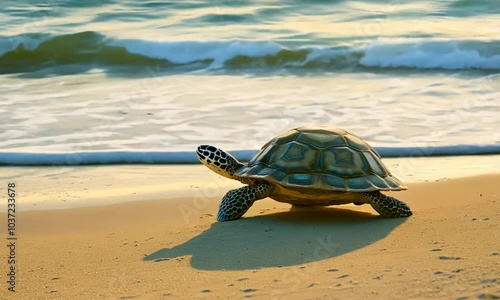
[{"left": 363, "top": 191, "right": 412, "bottom": 218}]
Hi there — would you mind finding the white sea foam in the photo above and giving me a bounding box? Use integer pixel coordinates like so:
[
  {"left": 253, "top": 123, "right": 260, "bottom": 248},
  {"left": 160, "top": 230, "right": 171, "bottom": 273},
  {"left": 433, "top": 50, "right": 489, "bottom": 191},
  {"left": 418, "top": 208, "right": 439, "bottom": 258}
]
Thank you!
[
  {"left": 0, "top": 34, "right": 48, "bottom": 55},
  {"left": 115, "top": 39, "right": 283, "bottom": 68},
  {"left": 115, "top": 37, "right": 500, "bottom": 70},
  {"left": 359, "top": 40, "right": 500, "bottom": 70},
  {"left": 1, "top": 72, "right": 498, "bottom": 156}
]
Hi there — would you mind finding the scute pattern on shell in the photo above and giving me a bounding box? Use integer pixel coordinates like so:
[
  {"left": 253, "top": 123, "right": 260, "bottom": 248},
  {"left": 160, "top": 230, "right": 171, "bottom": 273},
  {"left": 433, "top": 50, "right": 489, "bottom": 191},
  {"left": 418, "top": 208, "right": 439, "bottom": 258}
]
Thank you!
[{"left": 237, "top": 126, "right": 406, "bottom": 192}]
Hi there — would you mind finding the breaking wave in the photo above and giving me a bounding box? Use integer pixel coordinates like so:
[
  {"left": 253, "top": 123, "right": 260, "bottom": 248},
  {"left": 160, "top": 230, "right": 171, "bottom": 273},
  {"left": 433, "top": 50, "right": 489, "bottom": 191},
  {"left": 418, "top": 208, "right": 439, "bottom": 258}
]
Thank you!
[{"left": 1, "top": 31, "right": 499, "bottom": 75}]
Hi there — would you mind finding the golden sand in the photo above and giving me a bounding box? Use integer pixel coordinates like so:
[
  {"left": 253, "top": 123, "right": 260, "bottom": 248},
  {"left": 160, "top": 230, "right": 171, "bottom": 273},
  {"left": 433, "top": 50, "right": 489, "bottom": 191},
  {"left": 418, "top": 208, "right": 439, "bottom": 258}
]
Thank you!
[{"left": 0, "top": 157, "right": 499, "bottom": 299}]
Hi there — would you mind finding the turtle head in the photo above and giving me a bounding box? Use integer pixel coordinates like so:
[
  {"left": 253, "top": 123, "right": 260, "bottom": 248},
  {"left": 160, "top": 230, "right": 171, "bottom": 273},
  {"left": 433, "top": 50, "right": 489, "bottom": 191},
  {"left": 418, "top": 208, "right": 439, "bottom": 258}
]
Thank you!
[{"left": 196, "top": 145, "right": 243, "bottom": 180}]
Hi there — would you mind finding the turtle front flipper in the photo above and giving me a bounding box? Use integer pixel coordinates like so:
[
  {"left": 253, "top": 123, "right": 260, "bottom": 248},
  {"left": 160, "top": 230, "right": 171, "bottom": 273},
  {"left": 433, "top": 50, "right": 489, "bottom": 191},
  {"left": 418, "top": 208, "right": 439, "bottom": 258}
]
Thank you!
[
  {"left": 363, "top": 191, "right": 412, "bottom": 218},
  {"left": 217, "top": 181, "right": 272, "bottom": 222}
]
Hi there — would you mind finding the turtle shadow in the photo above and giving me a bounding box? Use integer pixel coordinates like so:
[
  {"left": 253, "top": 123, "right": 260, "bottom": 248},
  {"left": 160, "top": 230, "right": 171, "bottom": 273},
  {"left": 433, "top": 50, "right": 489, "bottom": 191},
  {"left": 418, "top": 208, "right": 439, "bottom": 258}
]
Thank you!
[{"left": 144, "top": 207, "right": 407, "bottom": 270}]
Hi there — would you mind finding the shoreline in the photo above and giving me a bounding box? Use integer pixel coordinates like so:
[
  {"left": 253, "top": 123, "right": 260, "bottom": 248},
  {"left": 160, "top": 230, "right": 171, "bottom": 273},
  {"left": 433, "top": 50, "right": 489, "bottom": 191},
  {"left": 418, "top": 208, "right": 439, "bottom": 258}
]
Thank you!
[
  {"left": 2, "top": 154, "right": 499, "bottom": 212},
  {"left": 2, "top": 144, "right": 500, "bottom": 166}
]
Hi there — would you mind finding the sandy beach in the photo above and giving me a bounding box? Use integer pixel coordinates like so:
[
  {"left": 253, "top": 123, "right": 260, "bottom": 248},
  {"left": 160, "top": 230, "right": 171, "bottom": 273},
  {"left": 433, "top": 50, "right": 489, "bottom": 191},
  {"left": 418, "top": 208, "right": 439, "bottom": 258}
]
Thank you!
[{"left": 0, "top": 156, "right": 499, "bottom": 299}]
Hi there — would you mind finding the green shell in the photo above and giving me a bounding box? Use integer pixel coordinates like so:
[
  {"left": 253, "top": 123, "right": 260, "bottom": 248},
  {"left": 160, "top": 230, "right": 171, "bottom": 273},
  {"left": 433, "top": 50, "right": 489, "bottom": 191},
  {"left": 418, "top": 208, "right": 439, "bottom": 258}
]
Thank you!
[{"left": 236, "top": 126, "right": 406, "bottom": 192}]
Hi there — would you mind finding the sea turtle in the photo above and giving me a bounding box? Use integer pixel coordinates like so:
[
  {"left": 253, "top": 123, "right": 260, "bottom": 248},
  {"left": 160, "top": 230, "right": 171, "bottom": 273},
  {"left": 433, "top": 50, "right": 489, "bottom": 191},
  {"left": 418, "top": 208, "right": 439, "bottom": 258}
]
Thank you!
[{"left": 196, "top": 126, "right": 412, "bottom": 221}]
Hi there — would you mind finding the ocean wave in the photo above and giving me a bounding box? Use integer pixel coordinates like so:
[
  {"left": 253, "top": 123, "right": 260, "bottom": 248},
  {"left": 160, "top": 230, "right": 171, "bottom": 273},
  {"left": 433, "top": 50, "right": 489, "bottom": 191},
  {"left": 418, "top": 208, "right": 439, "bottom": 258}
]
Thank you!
[
  {"left": 0, "top": 31, "right": 499, "bottom": 75},
  {"left": 1, "top": 145, "right": 500, "bottom": 166}
]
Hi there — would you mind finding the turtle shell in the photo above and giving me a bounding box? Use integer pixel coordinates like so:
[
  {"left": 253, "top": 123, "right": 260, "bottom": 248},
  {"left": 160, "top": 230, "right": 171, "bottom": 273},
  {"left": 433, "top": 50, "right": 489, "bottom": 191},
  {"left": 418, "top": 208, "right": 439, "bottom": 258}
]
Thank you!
[{"left": 236, "top": 126, "right": 406, "bottom": 192}]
